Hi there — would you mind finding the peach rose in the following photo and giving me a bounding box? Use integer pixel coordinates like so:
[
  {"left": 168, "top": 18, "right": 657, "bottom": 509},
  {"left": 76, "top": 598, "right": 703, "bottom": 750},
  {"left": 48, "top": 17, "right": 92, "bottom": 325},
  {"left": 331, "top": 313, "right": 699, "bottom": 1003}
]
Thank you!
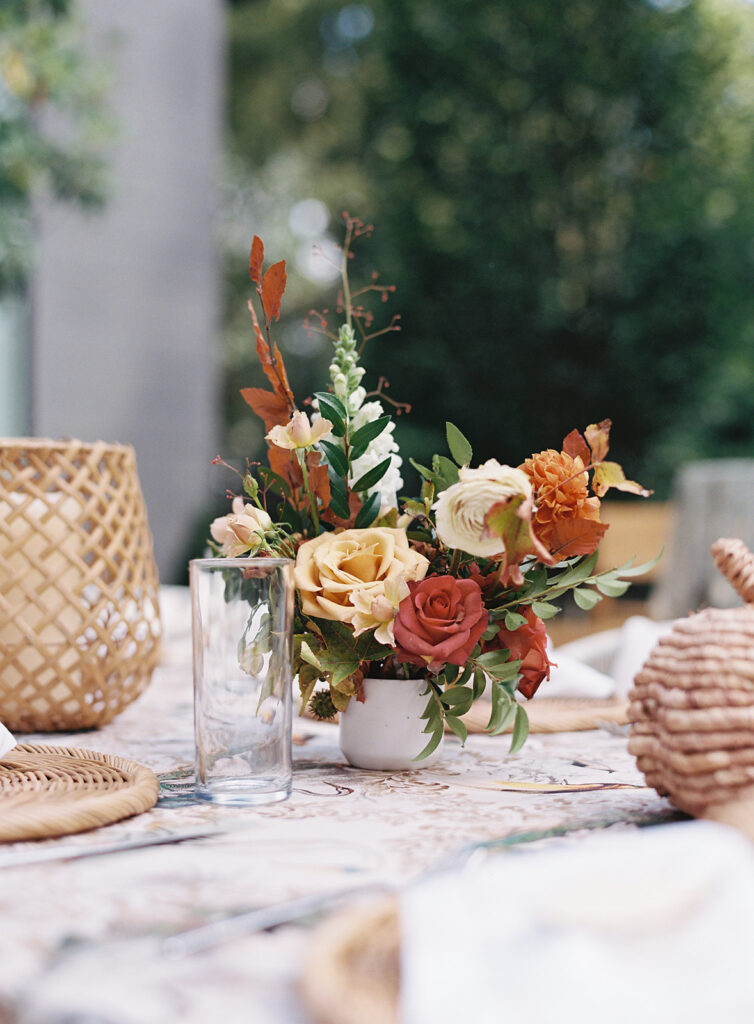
[
  {"left": 210, "top": 498, "right": 273, "bottom": 557},
  {"left": 486, "top": 607, "right": 555, "bottom": 699},
  {"left": 266, "top": 410, "right": 332, "bottom": 451},
  {"left": 294, "top": 527, "right": 429, "bottom": 625}
]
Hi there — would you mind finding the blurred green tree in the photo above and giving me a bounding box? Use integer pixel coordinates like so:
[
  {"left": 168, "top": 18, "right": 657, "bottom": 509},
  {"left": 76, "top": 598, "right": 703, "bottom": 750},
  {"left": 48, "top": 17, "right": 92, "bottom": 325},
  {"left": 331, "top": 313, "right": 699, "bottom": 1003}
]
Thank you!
[
  {"left": 225, "top": 0, "right": 754, "bottom": 495},
  {"left": 0, "top": 0, "right": 109, "bottom": 295}
]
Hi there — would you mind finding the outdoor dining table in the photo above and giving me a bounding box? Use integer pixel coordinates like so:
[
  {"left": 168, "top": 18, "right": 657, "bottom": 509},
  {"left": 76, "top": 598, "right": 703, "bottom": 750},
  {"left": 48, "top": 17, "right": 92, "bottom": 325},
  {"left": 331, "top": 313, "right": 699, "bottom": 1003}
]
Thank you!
[{"left": 0, "top": 610, "right": 676, "bottom": 1024}]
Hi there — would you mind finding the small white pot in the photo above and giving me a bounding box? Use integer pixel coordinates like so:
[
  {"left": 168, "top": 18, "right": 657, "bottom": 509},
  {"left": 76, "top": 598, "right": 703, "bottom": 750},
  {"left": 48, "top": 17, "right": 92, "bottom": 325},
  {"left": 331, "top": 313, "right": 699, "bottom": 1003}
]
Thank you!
[{"left": 339, "top": 677, "right": 443, "bottom": 771}]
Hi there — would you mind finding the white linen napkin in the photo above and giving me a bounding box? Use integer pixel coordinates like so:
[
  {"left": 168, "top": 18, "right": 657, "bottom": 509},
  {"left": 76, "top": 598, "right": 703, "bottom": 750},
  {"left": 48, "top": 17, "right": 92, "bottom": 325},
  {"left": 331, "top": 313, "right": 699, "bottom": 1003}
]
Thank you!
[
  {"left": 400, "top": 821, "right": 754, "bottom": 1024},
  {"left": 0, "top": 720, "right": 16, "bottom": 757},
  {"left": 546, "top": 615, "right": 675, "bottom": 699}
]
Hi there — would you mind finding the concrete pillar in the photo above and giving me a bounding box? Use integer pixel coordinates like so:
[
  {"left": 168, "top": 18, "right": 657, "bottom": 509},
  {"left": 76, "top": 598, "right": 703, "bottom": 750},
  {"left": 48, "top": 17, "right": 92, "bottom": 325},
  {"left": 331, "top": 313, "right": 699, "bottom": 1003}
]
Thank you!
[{"left": 31, "top": 0, "right": 224, "bottom": 582}]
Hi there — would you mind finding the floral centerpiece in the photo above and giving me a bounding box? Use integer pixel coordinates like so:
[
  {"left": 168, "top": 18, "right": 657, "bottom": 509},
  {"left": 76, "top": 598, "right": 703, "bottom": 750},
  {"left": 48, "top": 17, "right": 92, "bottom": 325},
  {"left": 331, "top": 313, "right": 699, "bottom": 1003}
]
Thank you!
[{"left": 210, "top": 215, "right": 651, "bottom": 760}]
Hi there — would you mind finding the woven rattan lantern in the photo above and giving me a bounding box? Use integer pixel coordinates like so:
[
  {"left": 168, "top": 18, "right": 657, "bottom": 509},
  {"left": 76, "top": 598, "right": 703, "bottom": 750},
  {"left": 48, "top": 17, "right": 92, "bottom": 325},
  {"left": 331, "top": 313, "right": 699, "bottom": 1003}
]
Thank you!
[
  {"left": 0, "top": 439, "right": 161, "bottom": 731},
  {"left": 628, "top": 538, "right": 754, "bottom": 837}
]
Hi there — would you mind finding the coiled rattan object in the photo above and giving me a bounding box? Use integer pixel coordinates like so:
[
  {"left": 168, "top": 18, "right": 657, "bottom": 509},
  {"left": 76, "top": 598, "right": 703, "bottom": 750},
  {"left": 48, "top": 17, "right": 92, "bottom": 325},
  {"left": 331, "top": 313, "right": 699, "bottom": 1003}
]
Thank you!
[
  {"left": 0, "top": 743, "right": 159, "bottom": 841},
  {"left": 628, "top": 538, "right": 754, "bottom": 836}
]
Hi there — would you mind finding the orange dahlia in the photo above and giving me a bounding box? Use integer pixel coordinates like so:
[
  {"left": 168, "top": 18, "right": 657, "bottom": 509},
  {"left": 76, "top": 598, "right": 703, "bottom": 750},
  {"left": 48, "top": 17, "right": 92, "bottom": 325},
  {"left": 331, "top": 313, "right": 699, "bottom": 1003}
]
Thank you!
[{"left": 519, "top": 449, "right": 608, "bottom": 562}]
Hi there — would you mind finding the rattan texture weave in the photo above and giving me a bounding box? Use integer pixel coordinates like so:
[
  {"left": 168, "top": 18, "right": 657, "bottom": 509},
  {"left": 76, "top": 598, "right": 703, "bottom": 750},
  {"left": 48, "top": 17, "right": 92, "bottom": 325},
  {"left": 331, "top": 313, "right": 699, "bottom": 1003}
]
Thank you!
[
  {"left": 300, "top": 897, "right": 400, "bottom": 1024},
  {"left": 628, "top": 538, "right": 754, "bottom": 837},
  {"left": 0, "top": 743, "right": 160, "bottom": 842},
  {"left": 0, "top": 439, "right": 161, "bottom": 731}
]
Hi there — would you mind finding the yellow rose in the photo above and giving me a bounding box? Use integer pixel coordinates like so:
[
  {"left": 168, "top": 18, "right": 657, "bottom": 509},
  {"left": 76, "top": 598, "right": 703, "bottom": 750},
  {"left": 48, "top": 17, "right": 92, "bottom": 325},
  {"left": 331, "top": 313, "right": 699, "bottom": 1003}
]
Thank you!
[{"left": 294, "top": 527, "right": 429, "bottom": 625}]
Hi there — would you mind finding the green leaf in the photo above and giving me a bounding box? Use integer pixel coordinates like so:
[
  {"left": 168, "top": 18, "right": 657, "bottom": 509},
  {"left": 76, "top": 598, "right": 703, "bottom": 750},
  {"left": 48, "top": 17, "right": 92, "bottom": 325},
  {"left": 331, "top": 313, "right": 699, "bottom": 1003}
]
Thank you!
[
  {"left": 319, "top": 439, "right": 349, "bottom": 478},
  {"left": 481, "top": 622, "right": 499, "bottom": 642},
  {"left": 509, "top": 705, "right": 530, "bottom": 754},
  {"left": 414, "top": 721, "right": 444, "bottom": 761},
  {"left": 488, "top": 659, "right": 522, "bottom": 683},
  {"left": 299, "top": 640, "right": 323, "bottom": 673},
  {"left": 351, "top": 457, "right": 392, "bottom": 494},
  {"left": 491, "top": 700, "right": 517, "bottom": 736},
  {"left": 349, "top": 416, "right": 392, "bottom": 459},
  {"left": 279, "top": 502, "right": 302, "bottom": 532},
  {"left": 595, "top": 578, "right": 630, "bottom": 597},
  {"left": 612, "top": 551, "right": 664, "bottom": 579},
  {"left": 531, "top": 600, "right": 561, "bottom": 620},
  {"left": 354, "top": 491, "right": 382, "bottom": 528},
  {"left": 441, "top": 686, "right": 474, "bottom": 715},
  {"left": 472, "top": 667, "right": 487, "bottom": 701},
  {"left": 504, "top": 611, "right": 528, "bottom": 631},
  {"left": 434, "top": 455, "right": 460, "bottom": 487},
  {"left": 314, "top": 392, "right": 346, "bottom": 436},
  {"left": 457, "top": 663, "right": 473, "bottom": 687},
  {"left": 476, "top": 650, "right": 514, "bottom": 671},
  {"left": 486, "top": 683, "right": 516, "bottom": 734},
  {"left": 446, "top": 422, "right": 473, "bottom": 466},
  {"left": 550, "top": 551, "right": 599, "bottom": 589},
  {"left": 444, "top": 714, "right": 468, "bottom": 745},
  {"left": 258, "top": 466, "right": 292, "bottom": 499},
  {"left": 410, "top": 457, "right": 445, "bottom": 491},
  {"left": 328, "top": 476, "right": 351, "bottom": 520},
  {"left": 573, "top": 587, "right": 603, "bottom": 610},
  {"left": 312, "top": 619, "right": 390, "bottom": 687},
  {"left": 409, "top": 457, "right": 434, "bottom": 480}
]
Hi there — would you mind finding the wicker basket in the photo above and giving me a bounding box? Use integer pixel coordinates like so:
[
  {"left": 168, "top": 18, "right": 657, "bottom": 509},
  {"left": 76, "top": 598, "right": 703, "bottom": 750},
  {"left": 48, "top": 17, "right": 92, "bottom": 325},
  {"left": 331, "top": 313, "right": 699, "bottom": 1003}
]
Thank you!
[{"left": 0, "top": 438, "right": 161, "bottom": 731}]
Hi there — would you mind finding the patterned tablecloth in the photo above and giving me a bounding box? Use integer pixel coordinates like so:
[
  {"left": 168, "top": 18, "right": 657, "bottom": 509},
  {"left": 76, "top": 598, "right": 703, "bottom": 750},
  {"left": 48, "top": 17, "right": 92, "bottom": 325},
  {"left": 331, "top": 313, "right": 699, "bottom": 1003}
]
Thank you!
[{"left": 0, "top": 654, "right": 673, "bottom": 1024}]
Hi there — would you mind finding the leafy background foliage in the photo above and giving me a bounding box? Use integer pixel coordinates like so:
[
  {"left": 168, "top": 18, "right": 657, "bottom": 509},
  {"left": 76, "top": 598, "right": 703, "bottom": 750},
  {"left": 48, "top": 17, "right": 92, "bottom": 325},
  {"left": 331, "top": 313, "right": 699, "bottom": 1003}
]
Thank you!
[
  {"left": 223, "top": 0, "right": 754, "bottom": 497},
  {"left": 0, "top": 0, "right": 110, "bottom": 295}
]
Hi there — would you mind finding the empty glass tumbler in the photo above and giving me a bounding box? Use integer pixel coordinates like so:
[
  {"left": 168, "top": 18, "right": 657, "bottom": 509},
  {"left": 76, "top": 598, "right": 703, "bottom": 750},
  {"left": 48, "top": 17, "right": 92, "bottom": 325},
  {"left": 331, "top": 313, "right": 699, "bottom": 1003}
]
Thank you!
[{"left": 190, "top": 558, "right": 295, "bottom": 805}]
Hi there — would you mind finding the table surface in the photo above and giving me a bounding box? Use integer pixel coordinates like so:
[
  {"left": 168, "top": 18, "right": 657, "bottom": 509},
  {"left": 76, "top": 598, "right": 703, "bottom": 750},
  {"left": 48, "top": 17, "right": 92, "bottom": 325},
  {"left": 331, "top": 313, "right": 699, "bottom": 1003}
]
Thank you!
[{"left": 0, "top": 651, "right": 673, "bottom": 1024}]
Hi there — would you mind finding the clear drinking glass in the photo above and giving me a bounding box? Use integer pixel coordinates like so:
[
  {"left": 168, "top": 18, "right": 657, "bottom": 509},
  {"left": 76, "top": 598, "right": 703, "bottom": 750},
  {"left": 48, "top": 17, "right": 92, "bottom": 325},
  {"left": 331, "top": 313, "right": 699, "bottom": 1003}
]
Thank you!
[{"left": 190, "top": 557, "right": 295, "bottom": 805}]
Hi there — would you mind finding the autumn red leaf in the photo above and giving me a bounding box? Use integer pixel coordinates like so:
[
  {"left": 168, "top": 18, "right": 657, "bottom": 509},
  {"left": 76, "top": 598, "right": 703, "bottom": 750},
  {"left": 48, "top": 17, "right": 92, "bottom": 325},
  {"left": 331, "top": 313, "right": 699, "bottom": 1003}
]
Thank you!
[
  {"left": 272, "top": 343, "right": 294, "bottom": 405},
  {"left": 267, "top": 445, "right": 332, "bottom": 512},
  {"left": 261, "top": 260, "right": 287, "bottom": 322},
  {"left": 306, "top": 450, "right": 331, "bottom": 508},
  {"left": 483, "top": 494, "right": 554, "bottom": 586},
  {"left": 240, "top": 387, "right": 290, "bottom": 431},
  {"left": 547, "top": 515, "right": 609, "bottom": 560},
  {"left": 247, "top": 300, "right": 295, "bottom": 408},
  {"left": 268, "top": 445, "right": 301, "bottom": 493},
  {"left": 249, "top": 235, "right": 264, "bottom": 284},
  {"left": 584, "top": 419, "right": 612, "bottom": 464},
  {"left": 562, "top": 428, "right": 591, "bottom": 466}
]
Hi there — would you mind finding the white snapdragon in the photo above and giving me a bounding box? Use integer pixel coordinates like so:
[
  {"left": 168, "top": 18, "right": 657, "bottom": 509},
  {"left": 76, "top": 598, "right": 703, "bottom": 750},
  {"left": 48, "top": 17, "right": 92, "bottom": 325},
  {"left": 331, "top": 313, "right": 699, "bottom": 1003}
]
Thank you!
[{"left": 324, "top": 324, "right": 404, "bottom": 509}]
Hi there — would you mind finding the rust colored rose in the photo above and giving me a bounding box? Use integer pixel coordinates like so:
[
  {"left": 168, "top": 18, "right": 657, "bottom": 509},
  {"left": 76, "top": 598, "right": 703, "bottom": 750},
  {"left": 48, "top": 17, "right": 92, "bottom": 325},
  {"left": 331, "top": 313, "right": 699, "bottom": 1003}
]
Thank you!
[
  {"left": 520, "top": 448, "right": 607, "bottom": 562},
  {"left": 393, "top": 575, "right": 489, "bottom": 674},
  {"left": 488, "top": 607, "right": 554, "bottom": 699}
]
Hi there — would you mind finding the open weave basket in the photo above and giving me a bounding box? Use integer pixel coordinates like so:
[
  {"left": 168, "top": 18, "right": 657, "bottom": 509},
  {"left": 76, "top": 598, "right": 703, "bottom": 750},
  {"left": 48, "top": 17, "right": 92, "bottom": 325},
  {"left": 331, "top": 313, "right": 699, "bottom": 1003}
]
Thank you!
[{"left": 0, "top": 439, "right": 161, "bottom": 731}]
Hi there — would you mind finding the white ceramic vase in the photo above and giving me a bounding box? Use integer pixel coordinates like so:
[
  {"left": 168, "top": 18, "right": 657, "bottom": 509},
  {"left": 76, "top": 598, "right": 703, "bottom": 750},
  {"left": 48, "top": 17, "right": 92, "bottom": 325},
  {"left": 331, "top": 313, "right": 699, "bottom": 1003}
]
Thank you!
[{"left": 339, "top": 677, "right": 443, "bottom": 771}]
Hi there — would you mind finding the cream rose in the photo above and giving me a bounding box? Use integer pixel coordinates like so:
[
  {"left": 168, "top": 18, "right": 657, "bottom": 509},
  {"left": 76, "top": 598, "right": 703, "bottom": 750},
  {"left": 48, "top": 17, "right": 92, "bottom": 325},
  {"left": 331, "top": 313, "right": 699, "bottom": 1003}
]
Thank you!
[
  {"left": 210, "top": 499, "right": 273, "bottom": 557},
  {"left": 294, "top": 527, "right": 428, "bottom": 625},
  {"left": 434, "top": 459, "right": 533, "bottom": 558}
]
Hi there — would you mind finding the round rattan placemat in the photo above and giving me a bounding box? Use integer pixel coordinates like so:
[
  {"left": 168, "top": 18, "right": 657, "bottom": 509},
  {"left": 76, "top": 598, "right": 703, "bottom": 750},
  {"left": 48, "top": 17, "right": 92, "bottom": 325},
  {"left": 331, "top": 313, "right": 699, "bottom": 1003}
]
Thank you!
[
  {"left": 0, "top": 743, "right": 160, "bottom": 842},
  {"left": 307, "top": 697, "right": 629, "bottom": 735},
  {"left": 300, "top": 897, "right": 400, "bottom": 1024}
]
